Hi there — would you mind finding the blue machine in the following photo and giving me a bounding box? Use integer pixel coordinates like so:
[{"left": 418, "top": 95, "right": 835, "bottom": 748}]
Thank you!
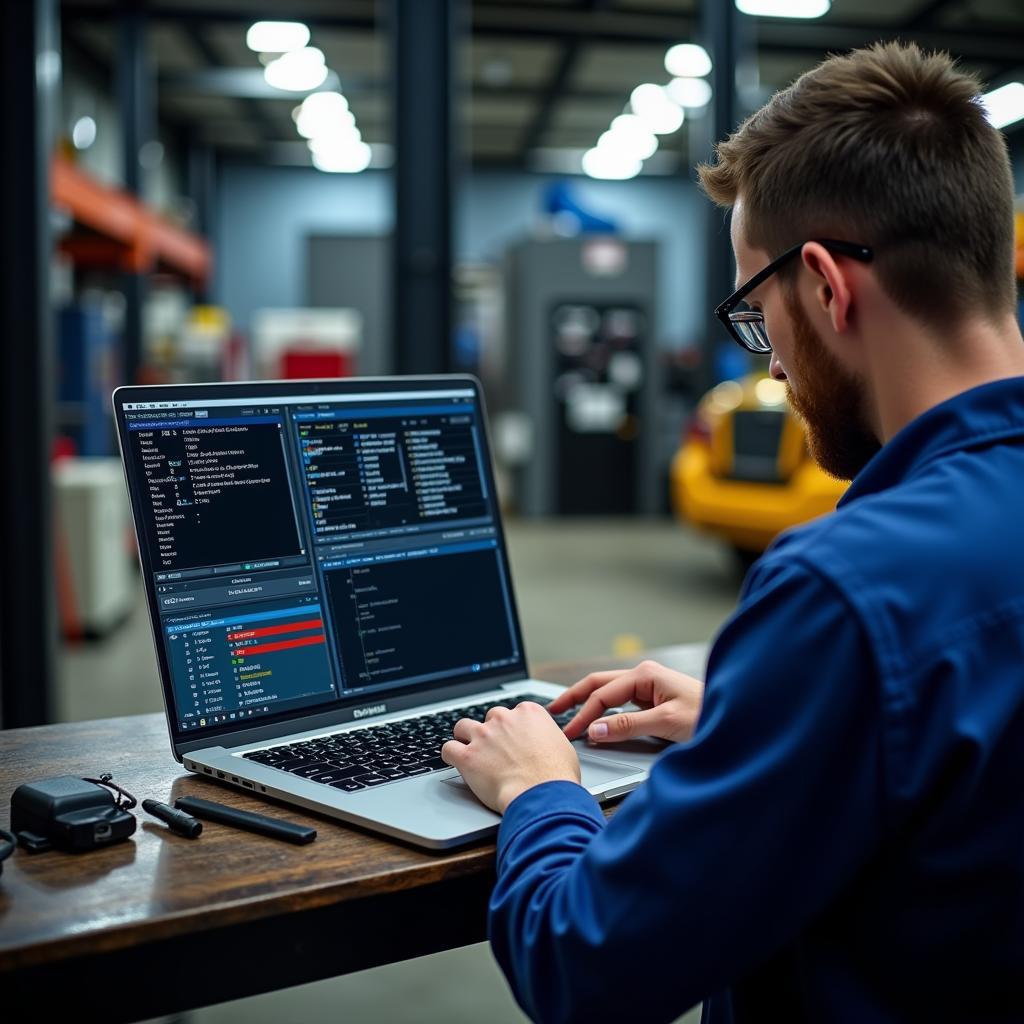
[{"left": 58, "top": 302, "right": 116, "bottom": 456}]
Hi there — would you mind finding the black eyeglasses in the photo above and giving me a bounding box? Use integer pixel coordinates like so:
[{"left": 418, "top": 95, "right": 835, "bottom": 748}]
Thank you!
[{"left": 715, "top": 239, "right": 874, "bottom": 354}]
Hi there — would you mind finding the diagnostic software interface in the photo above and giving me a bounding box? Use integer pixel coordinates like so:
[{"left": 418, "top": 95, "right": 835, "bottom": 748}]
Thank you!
[{"left": 121, "top": 387, "right": 521, "bottom": 736}]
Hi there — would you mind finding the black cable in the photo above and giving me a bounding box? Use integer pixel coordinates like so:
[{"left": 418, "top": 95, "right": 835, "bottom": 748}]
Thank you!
[{"left": 81, "top": 773, "right": 138, "bottom": 811}]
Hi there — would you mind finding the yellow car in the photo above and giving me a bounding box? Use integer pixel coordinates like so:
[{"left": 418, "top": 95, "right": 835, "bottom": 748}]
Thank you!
[{"left": 670, "top": 373, "right": 847, "bottom": 565}]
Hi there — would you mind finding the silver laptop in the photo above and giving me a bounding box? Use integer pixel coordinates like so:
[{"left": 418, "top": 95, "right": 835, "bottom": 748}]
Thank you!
[{"left": 113, "top": 376, "right": 661, "bottom": 849}]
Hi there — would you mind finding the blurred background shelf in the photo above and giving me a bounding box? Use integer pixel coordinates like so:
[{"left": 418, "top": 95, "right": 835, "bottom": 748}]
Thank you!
[{"left": 52, "top": 152, "right": 211, "bottom": 287}]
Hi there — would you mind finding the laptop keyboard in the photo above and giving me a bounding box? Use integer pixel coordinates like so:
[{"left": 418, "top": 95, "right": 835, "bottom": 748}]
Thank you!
[{"left": 241, "top": 694, "right": 573, "bottom": 793}]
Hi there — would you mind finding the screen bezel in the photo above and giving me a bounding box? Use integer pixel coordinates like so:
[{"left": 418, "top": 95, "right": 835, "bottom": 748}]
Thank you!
[{"left": 112, "top": 374, "right": 530, "bottom": 760}]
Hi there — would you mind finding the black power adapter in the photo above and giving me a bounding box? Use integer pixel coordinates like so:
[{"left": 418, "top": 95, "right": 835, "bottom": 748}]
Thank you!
[{"left": 11, "top": 775, "right": 137, "bottom": 853}]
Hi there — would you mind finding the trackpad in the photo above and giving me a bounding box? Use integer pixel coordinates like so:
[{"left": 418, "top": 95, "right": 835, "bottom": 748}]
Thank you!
[{"left": 443, "top": 752, "right": 640, "bottom": 795}]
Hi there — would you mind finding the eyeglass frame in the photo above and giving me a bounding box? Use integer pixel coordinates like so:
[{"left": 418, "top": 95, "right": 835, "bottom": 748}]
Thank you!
[{"left": 715, "top": 239, "right": 874, "bottom": 354}]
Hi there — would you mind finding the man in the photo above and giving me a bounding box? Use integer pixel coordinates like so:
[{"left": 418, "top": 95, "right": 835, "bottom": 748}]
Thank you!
[{"left": 441, "top": 42, "right": 1024, "bottom": 1022}]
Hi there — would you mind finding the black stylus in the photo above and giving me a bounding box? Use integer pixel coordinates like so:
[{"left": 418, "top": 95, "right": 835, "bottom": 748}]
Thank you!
[
  {"left": 174, "top": 796, "right": 316, "bottom": 845},
  {"left": 143, "top": 798, "right": 203, "bottom": 838}
]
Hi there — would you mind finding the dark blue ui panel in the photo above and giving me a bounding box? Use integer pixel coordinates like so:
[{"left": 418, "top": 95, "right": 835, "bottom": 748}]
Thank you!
[
  {"left": 320, "top": 540, "right": 521, "bottom": 694},
  {"left": 293, "top": 408, "right": 490, "bottom": 539},
  {"left": 123, "top": 410, "right": 338, "bottom": 731},
  {"left": 125, "top": 415, "right": 306, "bottom": 572},
  {"left": 165, "top": 597, "right": 337, "bottom": 730}
]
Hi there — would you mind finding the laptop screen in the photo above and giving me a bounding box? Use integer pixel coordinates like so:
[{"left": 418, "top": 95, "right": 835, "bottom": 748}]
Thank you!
[{"left": 116, "top": 379, "right": 525, "bottom": 742}]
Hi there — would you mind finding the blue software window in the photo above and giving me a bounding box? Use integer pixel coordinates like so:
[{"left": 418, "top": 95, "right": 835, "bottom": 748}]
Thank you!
[{"left": 122, "top": 389, "right": 521, "bottom": 737}]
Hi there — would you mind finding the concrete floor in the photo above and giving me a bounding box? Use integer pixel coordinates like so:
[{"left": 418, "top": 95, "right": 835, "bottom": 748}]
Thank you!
[{"left": 60, "top": 517, "right": 741, "bottom": 1024}]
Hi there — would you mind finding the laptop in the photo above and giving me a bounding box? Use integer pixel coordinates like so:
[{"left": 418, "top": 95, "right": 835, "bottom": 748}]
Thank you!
[{"left": 113, "top": 376, "right": 662, "bottom": 849}]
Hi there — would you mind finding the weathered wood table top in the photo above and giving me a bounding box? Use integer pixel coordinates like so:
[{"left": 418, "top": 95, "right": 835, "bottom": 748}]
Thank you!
[{"left": 0, "top": 644, "right": 707, "bottom": 1019}]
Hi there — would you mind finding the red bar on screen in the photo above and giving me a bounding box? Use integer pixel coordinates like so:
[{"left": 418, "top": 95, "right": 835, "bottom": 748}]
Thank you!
[
  {"left": 227, "top": 618, "right": 324, "bottom": 642},
  {"left": 233, "top": 633, "right": 326, "bottom": 657}
]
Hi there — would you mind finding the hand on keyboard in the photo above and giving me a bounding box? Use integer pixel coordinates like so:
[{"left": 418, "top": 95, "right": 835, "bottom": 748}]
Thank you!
[
  {"left": 547, "top": 660, "right": 704, "bottom": 745},
  {"left": 242, "top": 694, "right": 570, "bottom": 792}
]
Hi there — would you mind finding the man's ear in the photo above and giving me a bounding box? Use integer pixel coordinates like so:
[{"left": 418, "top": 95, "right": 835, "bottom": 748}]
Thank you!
[{"left": 800, "top": 242, "right": 853, "bottom": 334}]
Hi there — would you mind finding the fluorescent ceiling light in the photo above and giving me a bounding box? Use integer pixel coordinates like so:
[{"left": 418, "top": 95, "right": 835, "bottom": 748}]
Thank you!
[
  {"left": 667, "top": 77, "right": 713, "bottom": 108},
  {"left": 735, "top": 0, "right": 830, "bottom": 17},
  {"left": 664, "top": 43, "right": 712, "bottom": 78},
  {"left": 312, "top": 141, "right": 372, "bottom": 173},
  {"left": 598, "top": 129, "right": 657, "bottom": 161},
  {"left": 294, "top": 91, "right": 353, "bottom": 138},
  {"left": 630, "top": 84, "right": 684, "bottom": 134},
  {"left": 582, "top": 147, "right": 642, "bottom": 180},
  {"left": 264, "top": 47, "right": 327, "bottom": 92},
  {"left": 981, "top": 82, "right": 1024, "bottom": 129},
  {"left": 307, "top": 128, "right": 364, "bottom": 155},
  {"left": 604, "top": 116, "right": 658, "bottom": 159},
  {"left": 246, "top": 21, "right": 311, "bottom": 53}
]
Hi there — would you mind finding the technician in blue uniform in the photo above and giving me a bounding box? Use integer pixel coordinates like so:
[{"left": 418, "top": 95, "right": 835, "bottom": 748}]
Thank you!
[{"left": 441, "top": 42, "right": 1024, "bottom": 1023}]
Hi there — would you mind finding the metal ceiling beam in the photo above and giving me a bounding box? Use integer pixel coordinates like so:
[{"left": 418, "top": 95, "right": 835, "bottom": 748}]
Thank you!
[
  {"left": 754, "top": 22, "right": 1024, "bottom": 66},
  {"left": 62, "top": 2, "right": 381, "bottom": 32},
  {"left": 518, "top": 0, "right": 613, "bottom": 159},
  {"left": 181, "top": 22, "right": 280, "bottom": 142},
  {"left": 61, "top": 2, "right": 1024, "bottom": 67},
  {"left": 60, "top": 2, "right": 690, "bottom": 42},
  {"left": 158, "top": 68, "right": 633, "bottom": 105},
  {"left": 160, "top": 67, "right": 342, "bottom": 101}
]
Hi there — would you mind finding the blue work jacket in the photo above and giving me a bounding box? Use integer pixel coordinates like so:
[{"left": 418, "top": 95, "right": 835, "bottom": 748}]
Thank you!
[{"left": 490, "top": 377, "right": 1024, "bottom": 1023}]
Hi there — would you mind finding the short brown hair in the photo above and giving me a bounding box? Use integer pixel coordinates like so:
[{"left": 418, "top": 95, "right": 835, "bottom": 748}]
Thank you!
[{"left": 698, "top": 42, "right": 1017, "bottom": 326}]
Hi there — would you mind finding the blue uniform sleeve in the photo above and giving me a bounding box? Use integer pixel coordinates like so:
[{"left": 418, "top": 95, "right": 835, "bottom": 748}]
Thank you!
[{"left": 488, "top": 560, "right": 885, "bottom": 1024}]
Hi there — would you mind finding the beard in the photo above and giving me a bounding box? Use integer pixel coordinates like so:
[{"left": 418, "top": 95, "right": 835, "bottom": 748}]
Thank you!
[{"left": 782, "top": 289, "right": 881, "bottom": 482}]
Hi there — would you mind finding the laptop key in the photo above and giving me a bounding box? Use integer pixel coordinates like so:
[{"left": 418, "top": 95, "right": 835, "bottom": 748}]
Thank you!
[
  {"left": 352, "top": 773, "right": 388, "bottom": 787},
  {"left": 327, "top": 763, "right": 373, "bottom": 779},
  {"left": 290, "top": 762, "right": 336, "bottom": 778},
  {"left": 272, "top": 757, "right": 320, "bottom": 772},
  {"left": 331, "top": 779, "right": 366, "bottom": 792}
]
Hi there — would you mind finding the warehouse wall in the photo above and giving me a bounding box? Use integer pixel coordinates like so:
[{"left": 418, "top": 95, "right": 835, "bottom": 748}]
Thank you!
[{"left": 214, "top": 162, "right": 708, "bottom": 351}]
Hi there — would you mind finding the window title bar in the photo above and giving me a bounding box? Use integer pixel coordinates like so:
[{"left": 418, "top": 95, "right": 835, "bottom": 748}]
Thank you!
[{"left": 123, "top": 389, "right": 475, "bottom": 411}]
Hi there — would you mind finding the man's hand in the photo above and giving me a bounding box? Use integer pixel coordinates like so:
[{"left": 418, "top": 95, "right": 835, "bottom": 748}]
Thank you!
[
  {"left": 548, "top": 659, "right": 704, "bottom": 745},
  {"left": 441, "top": 702, "right": 581, "bottom": 814}
]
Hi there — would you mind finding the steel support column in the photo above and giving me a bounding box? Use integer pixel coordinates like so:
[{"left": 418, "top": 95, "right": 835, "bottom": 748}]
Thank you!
[
  {"left": 699, "top": 0, "right": 744, "bottom": 392},
  {"left": 118, "top": 3, "right": 152, "bottom": 384},
  {"left": 391, "top": 0, "right": 459, "bottom": 375},
  {"left": 0, "top": 0, "right": 59, "bottom": 727}
]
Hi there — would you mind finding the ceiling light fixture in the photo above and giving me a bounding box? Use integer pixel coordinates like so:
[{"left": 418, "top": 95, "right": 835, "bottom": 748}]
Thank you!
[
  {"left": 667, "top": 77, "right": 713, "bottom": 108},
  {"left": 630, "top": 84, "right": 684, "bottom": 134},
  {"left": 246, "top": 21, "right": 311, "bottom": 53},
  {"left": 307, "top": 129, "right": 364, "bottom": 155},
  {"left": 981, "top": 81, "right": 1024, "bottom": 129},
  {"left": 581, "top": 147, "right": 642, "bottom": 180},
  {"left": 312, "top": 141, "right": 373, "bottom": 173},
  {"left": 264, "top": 47, "right": 328, "bottom": 92},
  {"left": 293, "top": 91, "right": 353, "bottom": 138},
  {"left": 664, "top": 43, "right": 712, "bottom": 78},
  {"left": 604, "top": 116, "right": 658, "bottom": 160},
  {"left": 598, "top": 129, "right": 657, "bottom": 161},
  {"left": 735, "top": 0, "right": 830, "bottom": 17}
]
